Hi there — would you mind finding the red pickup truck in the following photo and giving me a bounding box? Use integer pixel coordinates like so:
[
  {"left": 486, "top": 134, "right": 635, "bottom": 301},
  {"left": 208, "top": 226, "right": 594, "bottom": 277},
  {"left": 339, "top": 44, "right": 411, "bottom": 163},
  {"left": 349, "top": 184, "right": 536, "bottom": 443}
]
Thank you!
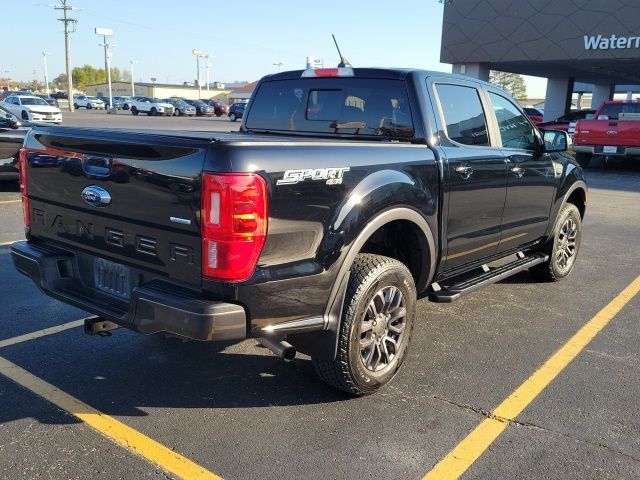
[{"left": 573, "top": 100, "right": 640, "bottom": 167}]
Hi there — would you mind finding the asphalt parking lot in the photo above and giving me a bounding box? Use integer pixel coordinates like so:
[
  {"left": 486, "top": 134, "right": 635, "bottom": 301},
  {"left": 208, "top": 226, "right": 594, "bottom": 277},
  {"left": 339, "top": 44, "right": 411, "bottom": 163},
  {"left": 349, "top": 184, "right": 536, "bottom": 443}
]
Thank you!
[{"left": 1, "top": 111, "right": 639, "bottom": 479}]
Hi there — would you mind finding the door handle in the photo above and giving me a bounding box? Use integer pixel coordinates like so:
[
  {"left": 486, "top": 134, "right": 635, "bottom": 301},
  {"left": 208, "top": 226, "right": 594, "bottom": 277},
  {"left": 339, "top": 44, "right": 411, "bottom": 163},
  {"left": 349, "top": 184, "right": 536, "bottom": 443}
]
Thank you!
[
  {"left": 510, "top": 166, "right": 525, "bottom": 178},
  {"left": 455, "top": 165, "right": 474, "bottom": 179}
]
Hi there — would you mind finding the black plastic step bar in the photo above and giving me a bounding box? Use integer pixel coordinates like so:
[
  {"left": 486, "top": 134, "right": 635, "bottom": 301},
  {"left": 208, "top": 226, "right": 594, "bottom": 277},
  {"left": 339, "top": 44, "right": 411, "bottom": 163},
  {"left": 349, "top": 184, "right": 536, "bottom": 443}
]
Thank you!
[{"left": 429, "top": 252, "right": 548, "bottom": 303}]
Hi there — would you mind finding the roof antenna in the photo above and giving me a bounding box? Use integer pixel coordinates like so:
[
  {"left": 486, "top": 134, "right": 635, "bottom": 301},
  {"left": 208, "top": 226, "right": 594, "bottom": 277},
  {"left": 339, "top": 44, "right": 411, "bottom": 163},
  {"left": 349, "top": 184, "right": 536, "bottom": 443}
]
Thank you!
[{"left": 332, "top": 34, "right": 352, "bottom": 68}]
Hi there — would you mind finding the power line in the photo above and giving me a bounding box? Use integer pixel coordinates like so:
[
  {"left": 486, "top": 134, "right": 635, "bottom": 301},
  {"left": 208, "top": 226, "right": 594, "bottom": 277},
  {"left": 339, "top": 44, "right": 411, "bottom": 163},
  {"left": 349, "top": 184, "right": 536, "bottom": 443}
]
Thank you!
[{"left": 54, "top": 0, "right": 78, "bottom": 112}]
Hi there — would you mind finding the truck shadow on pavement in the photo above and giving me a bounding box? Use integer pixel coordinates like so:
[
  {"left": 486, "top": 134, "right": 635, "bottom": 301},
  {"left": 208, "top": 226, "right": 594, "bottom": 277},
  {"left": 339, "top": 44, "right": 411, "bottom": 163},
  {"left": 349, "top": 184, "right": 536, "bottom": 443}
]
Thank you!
[{"left": 0, "top": 331, "right": 351, "bottom": 426}]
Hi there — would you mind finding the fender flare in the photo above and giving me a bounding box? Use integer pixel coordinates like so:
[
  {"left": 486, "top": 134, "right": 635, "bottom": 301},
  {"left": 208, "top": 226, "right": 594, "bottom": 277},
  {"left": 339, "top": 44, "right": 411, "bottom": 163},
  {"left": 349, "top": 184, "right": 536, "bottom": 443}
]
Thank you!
[{"left": 295, "top": 207, "right": 436, "bottom": 360}]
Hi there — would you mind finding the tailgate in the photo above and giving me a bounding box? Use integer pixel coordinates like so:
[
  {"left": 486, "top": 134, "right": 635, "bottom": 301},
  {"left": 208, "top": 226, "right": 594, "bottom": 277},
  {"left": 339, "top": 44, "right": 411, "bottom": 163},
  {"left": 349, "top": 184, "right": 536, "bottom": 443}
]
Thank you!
[
  {"left": 24, "top": 128, "right": 211, "bottom": 286},
  {"left": 575, "top": 119, "right": 640, "bottom": 147}
]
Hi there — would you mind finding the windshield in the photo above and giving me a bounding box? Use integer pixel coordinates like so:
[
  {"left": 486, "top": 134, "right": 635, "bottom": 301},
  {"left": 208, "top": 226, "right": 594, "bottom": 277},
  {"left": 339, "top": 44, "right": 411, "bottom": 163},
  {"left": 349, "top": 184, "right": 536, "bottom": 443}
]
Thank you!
[
  {"left": 20, "top": 97, "right": 49, "bottom": 106},
  {"left": 245, "top": 78, "right": 414, "bottom": 139}
]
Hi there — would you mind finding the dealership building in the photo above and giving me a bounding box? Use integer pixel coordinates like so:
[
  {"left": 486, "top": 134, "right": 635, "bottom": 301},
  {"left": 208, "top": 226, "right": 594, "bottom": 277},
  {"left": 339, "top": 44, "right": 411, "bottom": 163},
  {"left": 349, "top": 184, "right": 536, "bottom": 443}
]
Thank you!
[{"left": 441, "top": 0, "right": 640, "bottom": 120}]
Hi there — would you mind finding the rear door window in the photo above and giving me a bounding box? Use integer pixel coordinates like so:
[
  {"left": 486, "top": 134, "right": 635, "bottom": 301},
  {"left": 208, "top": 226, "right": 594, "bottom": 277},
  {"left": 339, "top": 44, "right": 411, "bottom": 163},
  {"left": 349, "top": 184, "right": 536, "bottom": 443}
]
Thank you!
[
  {"left": 245, "top": 78, "right": 414, "bottom": 139},
  {"left": 434, "top": 84, "right": 490, "bottom": 146}
]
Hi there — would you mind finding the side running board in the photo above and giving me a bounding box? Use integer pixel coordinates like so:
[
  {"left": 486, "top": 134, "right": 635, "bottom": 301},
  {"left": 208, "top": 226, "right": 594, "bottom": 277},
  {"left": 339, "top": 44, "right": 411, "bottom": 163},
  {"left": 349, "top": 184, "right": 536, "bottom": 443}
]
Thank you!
[{"left": 429, "top": 252, "right": 548, "bottom": 303}]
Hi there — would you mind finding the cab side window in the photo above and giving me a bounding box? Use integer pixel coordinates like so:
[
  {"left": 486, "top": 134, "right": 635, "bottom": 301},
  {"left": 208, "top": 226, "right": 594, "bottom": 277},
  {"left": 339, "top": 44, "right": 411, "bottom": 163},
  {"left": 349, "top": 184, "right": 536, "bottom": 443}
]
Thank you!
[
  {"left": 489, "top": 92, "right": 536, "bottom": 151},
  {"left": 435, "top": 84, "right": 489, "bottom": 146}
]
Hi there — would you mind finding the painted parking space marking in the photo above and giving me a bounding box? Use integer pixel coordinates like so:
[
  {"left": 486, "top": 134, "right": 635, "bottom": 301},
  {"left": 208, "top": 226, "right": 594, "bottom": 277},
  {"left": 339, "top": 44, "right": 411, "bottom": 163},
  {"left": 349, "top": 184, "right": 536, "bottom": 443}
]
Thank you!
[
  {"left": 0, "top": 356, "right": 223, "bottom": 480},
  {"left": 0, "top": 240, "right": 19, "bottom": 246},
  {"left": 0, "top": 200, "right": 21, "bottom": 205},
  {"left": 0, "top": 319, "right": 86, "bottom": 349},
  {"left": 422, "top": 274, "right": 640, "bottom": 480}
]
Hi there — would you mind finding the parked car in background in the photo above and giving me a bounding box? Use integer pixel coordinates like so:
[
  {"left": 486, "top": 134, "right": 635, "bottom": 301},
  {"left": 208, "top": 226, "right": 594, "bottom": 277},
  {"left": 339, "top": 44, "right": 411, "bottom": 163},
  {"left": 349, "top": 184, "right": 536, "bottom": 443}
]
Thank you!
[
  {"left": 129, "top": 97, "right": 175, "bottom": 116},
  {"left": 163, "top": 98, "right": 196, "bottom": 116},
  {"left": 1, "top": 95, "right": 62, "bottom": 123},
  {"left": 51, "top": 91, "right": 68, "bottom": 100},
  {"left": 184, "top": 99, "right": 214, "bottom": 116},
  {"left": 523, "top": 107, "right": 544, "bottom": 124},
  {"left": 0, "top": 105, "right": 29, "bottom": 182},
  {"left": 98, "top": 96, "right": 124, "bottom": 109},
  {"left": 74, "top": 95, "right": 105, "bottom": 110},
  {"left": 228, "top": 102, "right": 247, "bottom": 122},
  {"left": 205, "top": 99, "right": 228, "bottom": 117},
  {"left": 119, "top": 96, "right": 135, "bottom": 110},
  {"left": 537, "top": 109, "right": 595, "bottom": 138},
  {"left": 573, "top": 100, "right": 640, "bottom": 167},
  {"left": 36, "top": 95, "right": 60, "bottom": 108}
]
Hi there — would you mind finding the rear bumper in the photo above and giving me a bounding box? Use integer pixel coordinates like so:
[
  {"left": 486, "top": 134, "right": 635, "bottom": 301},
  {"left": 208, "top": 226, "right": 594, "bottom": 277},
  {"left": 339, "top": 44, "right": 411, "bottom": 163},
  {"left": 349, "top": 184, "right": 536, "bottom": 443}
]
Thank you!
[
  {"left": 574, "top": 145, "right": 640, "bottom": 156},
  {"left": 10, "top": 241, "right": 247, "bottom": 341}
]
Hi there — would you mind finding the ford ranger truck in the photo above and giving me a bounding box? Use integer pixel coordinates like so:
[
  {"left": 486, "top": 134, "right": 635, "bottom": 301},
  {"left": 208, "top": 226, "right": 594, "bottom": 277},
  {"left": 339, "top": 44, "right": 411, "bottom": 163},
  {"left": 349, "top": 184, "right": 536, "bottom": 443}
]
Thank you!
[
  {"left": 11, "top": 68, "right": 587, "bottom": 395},
  {"left": 573, "top": 99, "right": 640, "bottom": 167}
]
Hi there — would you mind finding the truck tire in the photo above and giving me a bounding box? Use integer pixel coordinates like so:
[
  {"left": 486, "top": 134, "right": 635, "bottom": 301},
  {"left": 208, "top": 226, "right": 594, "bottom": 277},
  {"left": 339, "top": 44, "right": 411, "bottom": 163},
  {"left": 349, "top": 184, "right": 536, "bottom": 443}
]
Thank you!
[
  {"left": 312, "top": 254, "right": 416, "bottom": 396},
  {"left": 530, "top": 203, "right": 582, "bottom": 282},
  {"left": 575, "top": 152, "right": 591, "bottom": 168}
]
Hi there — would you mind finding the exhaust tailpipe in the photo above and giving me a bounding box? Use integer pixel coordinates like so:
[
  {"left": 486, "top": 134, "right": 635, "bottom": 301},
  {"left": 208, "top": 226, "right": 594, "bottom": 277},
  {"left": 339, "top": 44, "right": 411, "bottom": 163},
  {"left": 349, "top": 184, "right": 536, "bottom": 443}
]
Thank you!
[{"left": 259, "top": 337, "right": 296, "bottom": 362}]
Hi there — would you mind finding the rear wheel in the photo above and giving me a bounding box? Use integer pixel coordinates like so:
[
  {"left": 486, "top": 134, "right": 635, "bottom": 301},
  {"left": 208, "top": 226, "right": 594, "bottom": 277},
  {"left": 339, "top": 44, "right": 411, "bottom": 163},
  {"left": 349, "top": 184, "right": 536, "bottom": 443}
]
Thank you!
[
  {"left": 123, "top": 104, "right": 130, "bottom": 111},
  {"left": 575, "top": 152, "right": 592, "bottom": 168},
  {"left": 530, "top": 203, "right": 582, "bottom": 282},
  {"left": 131, "top": 106, "right": 138, "bottom": 116},
  {"left": 312, "top": 254, "right": 416, "bottom": 396}
]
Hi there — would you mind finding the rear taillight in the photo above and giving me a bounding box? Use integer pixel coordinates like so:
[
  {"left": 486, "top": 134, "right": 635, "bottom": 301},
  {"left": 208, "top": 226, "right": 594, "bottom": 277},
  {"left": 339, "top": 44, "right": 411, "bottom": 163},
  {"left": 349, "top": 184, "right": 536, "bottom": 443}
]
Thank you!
[
  {"left": 18, "top": 148, "right": 30, "bottom": 228},
  {"left": 201, "top": 173, "right": 268, "bottom": 282}
]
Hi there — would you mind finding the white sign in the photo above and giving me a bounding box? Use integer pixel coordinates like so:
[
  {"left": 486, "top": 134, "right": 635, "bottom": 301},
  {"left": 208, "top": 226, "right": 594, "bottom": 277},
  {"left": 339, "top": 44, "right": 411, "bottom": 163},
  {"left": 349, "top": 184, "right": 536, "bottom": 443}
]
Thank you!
[
  {"left": 95, "top": 27, "right": 113, "bottom": 36},
  {"left": 584, "top": 34, "right": 640, "bottom": 50}
]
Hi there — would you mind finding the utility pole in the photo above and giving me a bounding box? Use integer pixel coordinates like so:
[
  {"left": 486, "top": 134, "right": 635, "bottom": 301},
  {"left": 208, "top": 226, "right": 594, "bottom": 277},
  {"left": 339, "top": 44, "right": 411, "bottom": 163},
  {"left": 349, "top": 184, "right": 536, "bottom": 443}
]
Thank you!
[
  {"left": 273, "top": 62, "right": 284, "bottom": 73},
  {"left": 54, "top": 0, "right": 78, "bottom": 112},
  {"left": 192, "top": 49, "right": 206, "bottom": 99},
  {"left": 42, "top": 52, "right": 51, "bottom": 95},
  {"left": 205, "top": 55, "right": 211, "bottom": 93}
]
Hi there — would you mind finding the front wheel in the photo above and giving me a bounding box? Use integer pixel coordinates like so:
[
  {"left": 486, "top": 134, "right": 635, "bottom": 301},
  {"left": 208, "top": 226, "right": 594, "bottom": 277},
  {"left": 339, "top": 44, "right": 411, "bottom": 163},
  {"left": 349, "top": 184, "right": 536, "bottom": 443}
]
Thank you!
[
  {"left": 21, "top": 110, "right": 29, "bottom": 121},
  {"left": 86, "top": 104, "right": 92, "bottom": 110},
  {"left": 312, "top": 254, "right": 416, "bottom": 396},
  {"left": 73, "top": 103, "right": 79, "bottom": 109},
  {"left": 229, "top": 113, "right": 237, "bottom": 122},
  {"left": 131, "top": 107, "right": 138, "bottom": 116},
  {"left": 530, "top": 203, "right": 582, "bottom": 281}
]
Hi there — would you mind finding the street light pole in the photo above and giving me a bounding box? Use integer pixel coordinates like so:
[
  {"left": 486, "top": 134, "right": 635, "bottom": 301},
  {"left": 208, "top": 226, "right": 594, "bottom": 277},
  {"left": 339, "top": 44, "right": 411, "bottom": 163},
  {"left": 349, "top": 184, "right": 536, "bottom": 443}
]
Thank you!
[
  {"left": 273, "top": 62, "right": 284, "bottom": 72},
  {"left": 192, "top": 49, "right": 206, "bottom": 100},
  {"left": 205, "top": 56, "right": 210, "bottom": 93},
  {"left": 42, "top": 52, "right": 51, "bottom": 95},
  {"left": 96, "top": 28, "right": 115, "bottom": 111},
  {"left": 130, "top": 60, "right": 138, "bottom": 97}
]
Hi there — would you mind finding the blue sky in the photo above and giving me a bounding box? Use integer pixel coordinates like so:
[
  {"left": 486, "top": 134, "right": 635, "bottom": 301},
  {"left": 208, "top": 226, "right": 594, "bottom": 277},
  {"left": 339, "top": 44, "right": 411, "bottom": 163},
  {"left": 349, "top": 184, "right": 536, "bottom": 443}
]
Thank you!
[{"left": 4, "top": 0, "right": 546, "bottom": 96}]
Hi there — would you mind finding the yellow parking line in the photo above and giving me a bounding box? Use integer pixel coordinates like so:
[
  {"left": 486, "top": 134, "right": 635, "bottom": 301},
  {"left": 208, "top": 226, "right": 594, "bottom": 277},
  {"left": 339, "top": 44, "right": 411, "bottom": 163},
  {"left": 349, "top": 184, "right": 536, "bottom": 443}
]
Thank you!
[
  {"left": 0, "top": 319, "right": 86, "bottom": 349},
  {"left": 423, "top": 274, "right": 640, "bottom": 480},
  {"left": 0, "top": 356, "right": 223, "bottom": 479},
  {"left": 0, "top": 199, "right": 21, "bottom": 205}
]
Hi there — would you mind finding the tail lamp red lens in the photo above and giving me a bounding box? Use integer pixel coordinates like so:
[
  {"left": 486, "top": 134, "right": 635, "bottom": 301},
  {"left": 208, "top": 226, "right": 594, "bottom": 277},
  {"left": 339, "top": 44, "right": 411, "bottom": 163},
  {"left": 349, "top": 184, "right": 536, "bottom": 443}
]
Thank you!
[
  {"left": 201, "top": 173, "right": 268, "bottom": 282},
  {"left": 18, "top": 148, "right": 30, "bottom": 227}
]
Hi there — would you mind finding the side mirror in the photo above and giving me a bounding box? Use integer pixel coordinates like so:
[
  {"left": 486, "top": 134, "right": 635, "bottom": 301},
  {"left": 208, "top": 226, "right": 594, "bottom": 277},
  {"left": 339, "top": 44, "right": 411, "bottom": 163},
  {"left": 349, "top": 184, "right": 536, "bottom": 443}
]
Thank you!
[
  {"left": 542, "top": 130, "right": 569, "bottom": 152},
  {"left": 0, "top": 113, "right": 19, "bottom": 129}
]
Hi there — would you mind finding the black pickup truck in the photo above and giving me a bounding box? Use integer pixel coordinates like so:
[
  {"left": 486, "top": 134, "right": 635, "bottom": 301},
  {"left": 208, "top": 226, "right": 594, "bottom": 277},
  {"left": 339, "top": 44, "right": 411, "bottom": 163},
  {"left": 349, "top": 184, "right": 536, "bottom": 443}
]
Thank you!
[{"left": 11, "top": 68, "right": 587, "bottom": 395}]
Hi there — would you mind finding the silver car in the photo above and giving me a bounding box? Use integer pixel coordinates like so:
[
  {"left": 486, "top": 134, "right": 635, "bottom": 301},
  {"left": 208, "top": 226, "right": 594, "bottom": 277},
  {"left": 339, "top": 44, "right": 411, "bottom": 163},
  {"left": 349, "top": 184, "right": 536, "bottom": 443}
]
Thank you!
[{"left": 163, "top": 98, "right": 196, "bottom": 116}]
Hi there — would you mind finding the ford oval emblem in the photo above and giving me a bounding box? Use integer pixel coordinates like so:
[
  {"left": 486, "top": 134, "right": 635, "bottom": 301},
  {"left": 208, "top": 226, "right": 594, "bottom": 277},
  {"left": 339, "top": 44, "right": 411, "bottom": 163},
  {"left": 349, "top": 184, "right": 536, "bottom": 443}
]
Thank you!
[{"left": 81, "top": 185, "right": 112, "bottom": 207}]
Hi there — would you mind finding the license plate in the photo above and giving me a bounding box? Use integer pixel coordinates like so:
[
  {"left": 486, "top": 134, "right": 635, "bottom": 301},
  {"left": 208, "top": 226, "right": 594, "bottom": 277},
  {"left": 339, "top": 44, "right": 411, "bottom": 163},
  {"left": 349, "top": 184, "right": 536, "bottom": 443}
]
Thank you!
[
  {"left": 94, "top": 258, "right": 131, "bottom": 299},
  {"left": 603, "top": 146, "right": 617, "bottom": 154},
  {"left": 46, "top": 114, "right": 53, "bottom": 119}
]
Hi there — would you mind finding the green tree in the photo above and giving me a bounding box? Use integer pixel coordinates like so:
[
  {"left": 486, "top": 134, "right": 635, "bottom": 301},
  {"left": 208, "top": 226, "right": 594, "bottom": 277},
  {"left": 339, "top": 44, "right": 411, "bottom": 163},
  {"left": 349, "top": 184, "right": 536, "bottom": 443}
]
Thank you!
[
  {"left": 489, "top": 71, "right": 527, "bottom": 100},
  {"left": 53, "top": 73, "right": 67, "bottom": 89}
]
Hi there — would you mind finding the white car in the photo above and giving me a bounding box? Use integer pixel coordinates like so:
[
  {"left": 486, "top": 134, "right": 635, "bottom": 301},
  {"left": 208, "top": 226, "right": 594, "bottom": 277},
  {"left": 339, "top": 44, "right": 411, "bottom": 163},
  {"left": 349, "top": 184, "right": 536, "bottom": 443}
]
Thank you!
[
  {"left": 74, "top": 95, "right": 105, "bottom": 110},
  {"left": 129, "top": 97, "right": 175, "bottom": 116},
  {"left": 1, "top": 95, "right": 62, "bottom": 124}
]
